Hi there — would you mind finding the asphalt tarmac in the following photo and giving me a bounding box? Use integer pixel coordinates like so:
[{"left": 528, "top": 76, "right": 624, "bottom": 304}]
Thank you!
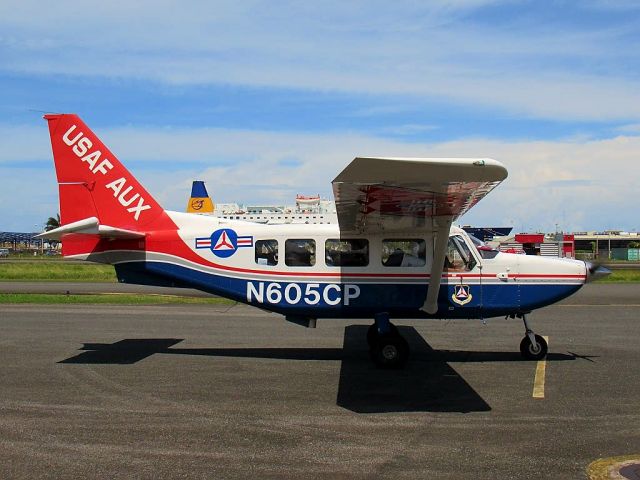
[{"left": 1, "top": 284, "right": 639, "bottom": 479}]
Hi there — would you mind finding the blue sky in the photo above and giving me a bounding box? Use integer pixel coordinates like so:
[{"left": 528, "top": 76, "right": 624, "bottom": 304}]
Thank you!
[{"left": 1, "top": 0, "right": 639, "bottom": 232}]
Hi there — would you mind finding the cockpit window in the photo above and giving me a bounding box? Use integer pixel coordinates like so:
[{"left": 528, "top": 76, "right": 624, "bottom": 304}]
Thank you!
[
  {"left": 468, "top": 235, "right": 484, "bottom": 249},
  {"left": 444, "top": 235, "right": 477, "bottom": 271}
]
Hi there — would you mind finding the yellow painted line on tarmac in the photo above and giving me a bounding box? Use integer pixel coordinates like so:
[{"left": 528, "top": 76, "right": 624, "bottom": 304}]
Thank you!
[{"left": 532, "top": 336, "right": 549, "bottom": 399}]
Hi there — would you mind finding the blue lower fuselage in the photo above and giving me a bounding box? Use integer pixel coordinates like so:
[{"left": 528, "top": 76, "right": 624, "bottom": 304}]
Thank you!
[{"left": 115, "top": 261, "right": 583, "bottom": 320}]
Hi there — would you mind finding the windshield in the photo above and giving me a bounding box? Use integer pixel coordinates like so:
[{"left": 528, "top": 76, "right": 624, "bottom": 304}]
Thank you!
[
  {"left": 444, "top": 235, "right": 477, "bottom": 271},
  {"left": 468, "top": 234, "right": 499, "bottom": 259}
]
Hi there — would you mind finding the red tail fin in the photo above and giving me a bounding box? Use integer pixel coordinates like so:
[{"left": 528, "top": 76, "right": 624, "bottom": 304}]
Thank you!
[{"left": 44, "top": 114, "right": 174, "bottom": 232}]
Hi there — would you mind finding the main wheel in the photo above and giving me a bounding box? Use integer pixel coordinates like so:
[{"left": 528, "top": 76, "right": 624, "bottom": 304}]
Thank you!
[
  {"left": 366, "top": 323, "right": 399, "bottom": 347},
  {"left": 520, "top": 334, "right": 548, "bottom": 360},
  {"left": 370, "top": 333, "right": 409, "bottom": 369}
]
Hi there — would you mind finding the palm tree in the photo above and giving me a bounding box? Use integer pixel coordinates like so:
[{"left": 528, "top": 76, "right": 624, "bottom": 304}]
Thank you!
[{"left": 44, "top": 214, "right": 60, "bottom": 231}]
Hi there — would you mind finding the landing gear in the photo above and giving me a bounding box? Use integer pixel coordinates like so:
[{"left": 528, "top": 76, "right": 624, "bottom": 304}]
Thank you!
[
  {"left": 371, "top": 334, "right": 409, "bottom": 369},
  {"left": 520, "top": 334, "right": 547, "bottom": 360},
  {"left": 519, "top": 314, "right": 548, "bottom": 360},
  {"left": 366, "top": 322, "right": 398, "bottom": 347},
  {"left": 367, "top": 313, "right": 409, "bottom": 369}
]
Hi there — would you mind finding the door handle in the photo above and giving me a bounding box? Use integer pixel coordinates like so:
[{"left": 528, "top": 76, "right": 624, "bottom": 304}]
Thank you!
[{"left": 497, "top": 272, "right": 509, "bottom": 281}]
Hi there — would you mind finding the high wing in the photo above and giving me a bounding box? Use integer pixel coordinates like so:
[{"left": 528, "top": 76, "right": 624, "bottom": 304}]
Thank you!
[
  {"left": 332, "top": 157, "right": 508, "bottom": 314},
  {"left": 332, "top": 157, "right": 507, "bottom": 234}
]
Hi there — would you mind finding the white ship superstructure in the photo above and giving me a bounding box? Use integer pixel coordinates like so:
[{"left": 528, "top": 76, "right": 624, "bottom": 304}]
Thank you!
[{"left": 215, "top": 194, "right": 338, "bottom": 224}]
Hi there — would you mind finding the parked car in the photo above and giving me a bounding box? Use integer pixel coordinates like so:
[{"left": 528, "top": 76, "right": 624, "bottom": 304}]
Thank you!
[{"left": 0, "top": 248, "right": 10, "bottom": 258}]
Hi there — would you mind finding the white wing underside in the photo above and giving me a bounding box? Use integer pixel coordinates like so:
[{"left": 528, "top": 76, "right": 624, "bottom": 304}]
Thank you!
[
  {"left": 332, "top": 157, "right": 508, "bottom": 314},
  {"left": 332, "top": 157, "right": 508, "bottom": 234}
]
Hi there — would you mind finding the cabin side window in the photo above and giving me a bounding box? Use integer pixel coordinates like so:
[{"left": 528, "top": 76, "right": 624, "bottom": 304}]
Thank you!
[
  {"left": 255, "top": 239, "right": 278, "bottom": 266},
  {"left": 285, "top": 239, "right": 316, "bottom": 267},
  {"left": 325, "top": 239, "right": 369, "bottom": 267},
  {"left": 381, "top": 239, "right": 426, "bottom": 267}
]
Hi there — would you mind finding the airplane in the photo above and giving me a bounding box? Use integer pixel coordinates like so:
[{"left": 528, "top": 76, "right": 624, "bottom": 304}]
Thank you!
[{"left": 37, "top": 114, "right": 610, "bottom": 368}]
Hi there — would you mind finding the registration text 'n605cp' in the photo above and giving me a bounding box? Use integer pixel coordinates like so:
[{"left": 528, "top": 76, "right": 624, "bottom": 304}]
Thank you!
[{"left": 247, "top": 282, "right": 361, "bottom": 306}]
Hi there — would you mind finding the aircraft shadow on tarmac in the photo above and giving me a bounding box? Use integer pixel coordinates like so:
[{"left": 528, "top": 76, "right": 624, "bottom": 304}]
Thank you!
[{"left": 59, "top": 326, "right": 581, "bottom": 414}]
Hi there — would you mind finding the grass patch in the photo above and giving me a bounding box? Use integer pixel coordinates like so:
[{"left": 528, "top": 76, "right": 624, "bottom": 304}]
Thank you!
[
  {"left": 0, "top": 293, "right": 236, "bottom": 305},
  {"left": 595, "top": 269, "right": 640, "bottom": 283},
  {"left": 0, "top": 262, "right": 116, "bottom": 282}
]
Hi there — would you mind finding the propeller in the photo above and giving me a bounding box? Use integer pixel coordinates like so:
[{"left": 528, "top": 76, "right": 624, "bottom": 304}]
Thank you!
[{"left": 584, "top": 261, "right": 611, "bottom": 282}]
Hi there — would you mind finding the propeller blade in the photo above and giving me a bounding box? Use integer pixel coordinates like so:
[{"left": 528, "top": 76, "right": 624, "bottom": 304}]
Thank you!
[{"left": 585, "top": 262, "right": 611, "bottom": 282}]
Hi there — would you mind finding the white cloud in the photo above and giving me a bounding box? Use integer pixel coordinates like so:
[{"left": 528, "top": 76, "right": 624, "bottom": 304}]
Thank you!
[
  {"left": 1, "top": 1, "right": 639, "bottom": 121},
  {"left": 616, "top": 123, "right": 640, "bottom": 133},
  {"left": 1, "top": 122, "right": 638, "bottom": 232}
]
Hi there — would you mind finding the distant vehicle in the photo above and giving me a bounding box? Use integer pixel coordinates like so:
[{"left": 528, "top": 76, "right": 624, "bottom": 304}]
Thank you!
[
  {"left": 38, "top": 114, "right": 610, "bottom": 369},
  {"left": 0, "top": 248, "right": 9, "bottom": 258},
  {"left": 44, "top": 250, "right": 60, "bottom": 256}
]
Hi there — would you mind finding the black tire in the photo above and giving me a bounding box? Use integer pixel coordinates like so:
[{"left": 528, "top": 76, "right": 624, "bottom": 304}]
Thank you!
[
  {"left": 370, "top": 333, "right": 410, "bottom": 369},
  {"left": 366, "top": 323, "right": 399, "bottom": 347},
  {"left": 520, "top": 334, "right": 548, "bottom": 360}
]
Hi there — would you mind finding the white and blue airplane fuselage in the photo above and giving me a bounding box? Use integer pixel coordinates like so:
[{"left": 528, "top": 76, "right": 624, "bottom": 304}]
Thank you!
[{"left": 38, "top": 114, "right": 607, "bottom": 368}]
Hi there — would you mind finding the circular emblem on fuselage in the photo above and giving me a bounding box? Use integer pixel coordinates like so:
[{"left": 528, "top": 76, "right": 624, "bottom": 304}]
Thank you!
[
  {"left": 209, "top": 228, "right": 238, "bottom": 258},
  {"left": 194, "top": 229, "right": 252, "bottom": 258}
]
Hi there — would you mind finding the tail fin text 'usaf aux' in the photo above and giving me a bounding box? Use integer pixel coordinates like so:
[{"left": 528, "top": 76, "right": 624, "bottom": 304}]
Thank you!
[
  {"left": 40, "top": 114, "right": 178, "bottom": 257},
  {"left": 44, "top": 114, "right": 175, "bottom": 232}
]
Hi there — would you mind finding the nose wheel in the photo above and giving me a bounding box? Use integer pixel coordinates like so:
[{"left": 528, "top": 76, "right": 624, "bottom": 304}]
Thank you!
[
  {"left": 367, "top": 313, "right": 409, "bottom": 369},
  {"left": 520, "top": 334, "right": 548, "bottom": 360},
  {"left": 519, "top": 314, "right": 548, "bottom": 360}
]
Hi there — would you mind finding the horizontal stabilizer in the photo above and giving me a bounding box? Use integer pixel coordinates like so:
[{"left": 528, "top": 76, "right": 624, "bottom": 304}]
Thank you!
[{"left": 35, "top": 217, "right": 146, "bottom": 241}]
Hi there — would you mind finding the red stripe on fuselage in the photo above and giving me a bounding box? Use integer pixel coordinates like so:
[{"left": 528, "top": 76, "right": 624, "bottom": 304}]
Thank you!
[{"left": 64, "top": 228, "right": 586, "bottom": 281}]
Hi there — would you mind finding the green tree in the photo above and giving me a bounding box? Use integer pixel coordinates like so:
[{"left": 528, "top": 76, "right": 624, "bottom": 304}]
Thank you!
[{"left": 44, "top": 214, "right": 60, "bottom": 231}]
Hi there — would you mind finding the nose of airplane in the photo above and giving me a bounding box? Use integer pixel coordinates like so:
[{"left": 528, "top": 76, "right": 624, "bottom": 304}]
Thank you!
[{"left": 585, "top": 261, "right": 612, "bottom": 282}]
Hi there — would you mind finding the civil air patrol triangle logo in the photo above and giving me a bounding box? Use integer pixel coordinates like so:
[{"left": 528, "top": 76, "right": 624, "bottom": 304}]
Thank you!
[
  {"left": 452, "top": 284, "right": 473, "bottom": 306},
  {"left": 195, "top": 228, "right": 253, "bottom": 258}
]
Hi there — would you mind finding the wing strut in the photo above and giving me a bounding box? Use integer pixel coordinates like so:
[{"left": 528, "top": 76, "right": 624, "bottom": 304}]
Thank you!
[{"left": 422, "top": 216, "right": 452, "bottom": 314}]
